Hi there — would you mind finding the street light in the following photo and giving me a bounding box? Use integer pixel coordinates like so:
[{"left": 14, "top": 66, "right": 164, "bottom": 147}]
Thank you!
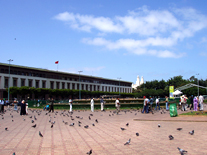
[
  {"left": 117, "top": 77, "right": 121, "bottom": 96},
  {"left": 8, "top": 59, "right": 13, "bottom": 103},
  {"left": 78, "top": 71, "right": 83, "bottom": 99},
  {"left": 196, "top": 73, "right": 199, "bottom": 96}
]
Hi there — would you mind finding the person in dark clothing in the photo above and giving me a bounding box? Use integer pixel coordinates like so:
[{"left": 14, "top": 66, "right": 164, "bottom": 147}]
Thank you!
[
  {"left": 190, "top": 95, "right": 194, "bottom": 110},
  {"left": 0, "top": 98, "right": 5, "bottom": 113},
  {"left": 20, "top": 100, "right": 26, "bottom": 115},
  {"left": 49, "top": 98, "right": 54, "bottom": 113}
]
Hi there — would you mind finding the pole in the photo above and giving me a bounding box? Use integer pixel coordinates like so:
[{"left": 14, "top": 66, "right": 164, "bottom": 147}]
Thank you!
[
  {"left": 8, "top": 59, "right": 13, "bottom": 103},
  {"left": 196, "top": 73, "right": 199, "bottom": 96},
  {"left": 198, "top": 78, "right": 199, "bottom": 97},
  {"left": 78, "top": 71, "right": 83, "bottom": 99},
  {"left": 117, "top": 77, "right": 121, "bottom": 96}
]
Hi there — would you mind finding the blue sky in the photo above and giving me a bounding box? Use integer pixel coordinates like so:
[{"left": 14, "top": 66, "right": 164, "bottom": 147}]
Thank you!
[{"left": 1, "top": 0, "right": 207, "bottom": 84}]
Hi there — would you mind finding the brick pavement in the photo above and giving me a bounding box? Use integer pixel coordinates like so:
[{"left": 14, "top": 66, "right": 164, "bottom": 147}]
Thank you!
[{"left": 0, "top": 105, "right": 207, "bottom": 155}]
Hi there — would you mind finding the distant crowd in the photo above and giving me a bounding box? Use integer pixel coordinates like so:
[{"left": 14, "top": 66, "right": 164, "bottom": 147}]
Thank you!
[{"left": 0, "top": 94, "right": 205, "bottom": 115}]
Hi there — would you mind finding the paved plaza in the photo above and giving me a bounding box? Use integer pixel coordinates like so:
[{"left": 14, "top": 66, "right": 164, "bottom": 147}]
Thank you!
[{"left": 0, "top": 105, "right": 207, "bottom": 155}]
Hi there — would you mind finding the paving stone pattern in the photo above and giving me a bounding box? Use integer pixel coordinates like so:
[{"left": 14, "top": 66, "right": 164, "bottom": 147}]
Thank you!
[{"left": 0, "top": 105, "right": 207, "bottom": 155}]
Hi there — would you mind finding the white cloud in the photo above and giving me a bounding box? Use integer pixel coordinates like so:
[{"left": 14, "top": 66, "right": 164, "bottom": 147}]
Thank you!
[
  {"left": 199, "top": 52, "right": 207, "bottom": 56},
  {"left": 54, "top": 12, "right": 76, "bottom": 21},
  {"left": 82, "top": 37, "right": 185, "bottom": 58},
  {"left": 54, "top": 12, "right": 123, "bottom": 33},
  {"left": 54, "top": 6, "right": 207, "bottom": 58},
  {"left": 201, "top": 37, "right": 207, "bottom": 43}
]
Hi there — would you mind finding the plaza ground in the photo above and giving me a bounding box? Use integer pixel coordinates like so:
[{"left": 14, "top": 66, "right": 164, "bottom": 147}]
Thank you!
[{"left": 0, "top": 105, "right": 207, "bottom": 155}]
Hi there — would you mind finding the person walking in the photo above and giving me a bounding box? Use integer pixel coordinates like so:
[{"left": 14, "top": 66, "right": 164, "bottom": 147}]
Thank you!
[
  {"left": 115, "top": 98, "right": 120, "bottom": 114},
  {"left": 91, "top": 98, "right": 94, "bottom": 112},
  {"left": 155, "top": 97, "right": 160, "bottom": 111},
  {"left": 165, "top": 96, "right": 169, "bottom": 111},
  {"left": 181, "top": 95, "right": 186, "bottom": 111},
  {"left": 0, "top": 98, "right": 4, "bottom": 113},
  {"left": 20, "top": 100, "right": 26, "bottom": 115},
  {"left": 26, "top": 102, "right": 28, "bottom": 115},
  {"left": 69, "top": 98, "right": 73, "bottom": 112},
  {"left": 100, "top": 97, "right": 104, "bottom": 111},
  {"left": 142, "top": 96, "right": 149, "bottom": 113},
  {"left": 193, "top": 96, "right": 198, "bottom": 111},
  {"left": 199, "top": 95, "right": 204, "bottom": 111},
  {"left": 149, "top": 96, "right": 153, "bottom": 112},
  {"left": 49, "top": 98, "right": 54, "bottom": 113}
]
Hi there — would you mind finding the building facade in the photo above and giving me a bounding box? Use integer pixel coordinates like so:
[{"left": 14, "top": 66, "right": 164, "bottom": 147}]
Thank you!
[{"left": 0, "top": 63, "right": 132, "bottom": 99}]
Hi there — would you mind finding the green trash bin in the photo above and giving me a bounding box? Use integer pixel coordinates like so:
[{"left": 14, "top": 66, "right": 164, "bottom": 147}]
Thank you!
[{"left": 169, "top": 103, "right": 178, "bottom": 117}]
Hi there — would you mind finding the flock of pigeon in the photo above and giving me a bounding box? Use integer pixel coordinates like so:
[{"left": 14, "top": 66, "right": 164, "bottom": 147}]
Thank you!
[{"left": 1, "top": 106, "right": 198, "bottom": 155}]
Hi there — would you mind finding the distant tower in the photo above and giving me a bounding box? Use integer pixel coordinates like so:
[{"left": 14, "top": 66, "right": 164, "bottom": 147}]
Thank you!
[
  {"left": 132, "top": 75, "right": 144, "bottom": 90},
  {"left": 140, "top": 76, "right": 144, "bottom": 85},
  {"left": 136, "top": 76, "right": 140, "bottom": 86}
]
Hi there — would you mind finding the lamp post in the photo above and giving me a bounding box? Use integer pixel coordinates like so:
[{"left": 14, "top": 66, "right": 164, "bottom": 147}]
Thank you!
[
  {"left": 78, "top": 71, "right": 83, "bottom": 99},
  {"left": 196, "top": 73, "right": 199, "bottom": 96},
  {"left": 8, "top": 59, "right": 13, "bottom": 103},
  {"left": 117, "top": 77, "right": 121, "bottom": 96}
]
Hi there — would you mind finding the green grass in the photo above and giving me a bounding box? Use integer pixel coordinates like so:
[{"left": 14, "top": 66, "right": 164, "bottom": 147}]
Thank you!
[{"left": 180, "top": 111, "right": 207, "bottom": 116}]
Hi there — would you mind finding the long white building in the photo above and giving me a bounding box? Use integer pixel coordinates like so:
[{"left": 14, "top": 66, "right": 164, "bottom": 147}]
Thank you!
[{"left": 0, "top": 63, "right": 132, "bottom": 99}]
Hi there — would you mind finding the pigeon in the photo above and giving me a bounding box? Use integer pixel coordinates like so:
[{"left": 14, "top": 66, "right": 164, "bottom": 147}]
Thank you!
[
  {"left": 79, "top": 124, "right": 81, "bottom": 127},
  {"left": 39, "top": 131, "right": 43, "bottom": 137},
  {"left": 31, "top": 120, "right": 34, "bottom": 123},
  {"left": 136, "top": 133, "right": 139, "bottom": 136},
  {"left": 86, "top": 149, "right": 92, "bottom": 155},
  {"left": 124, "top": 138, "right": 131, "bottom": 145},
  {"left": 121, "top": 127, "right": 126, "bottom": 131},
  {"left": 23, "top": 118, "right": 25, "bottom": 121},
  {"left": 51, "top": 124, "right": 53, "bottom": 128},
  {"left": 30, "top": 116, "right": 32, "bottom": 118},
  {"left": 92, "top": 123, "right": 95, "bottom": 126},
  {"left": 89, "top": 116, "right": 91, "bottom": 120},
  {"left": 189, "top": 130, "right": 194, "bottom": 135},
  {"left": 158, "top": 124, "right": 161, "bottom": 128},
  {"left": 69, "top": 123, "right": 75, "bottom": 126},
  {"left": 32, "top": 124, "right": 36, "bottom": 128},
  {"left": 177, "top": 128, "right": 182, "bottom": 131},
  {"left": 109, "top": 114, "right": 111, "bottom": 116},
  {"left": 2, "top": 117, "right": 4, "bottom": 119},
  {"left": 95, "top": 119, "right": 98, "bottom": 123},
  {"left": 5, "top": 128, "right": 8, "bottom": 131},
  {"left": 126, "top": 123, "right": 129, "bottom": 126},
  {"left": 177, "top": 147, "right": 187, "bottom": 155},
  {"left": 78, "top": 121, "right": 82, "bottom": 124},
  {"left": 84, "top": 125, "right": 89, "bottom": 129},
  {"left": 90, "top": 114, "right": 93, "bottom": 116},
  {"left": 169, "top": 135, "right": 174, "bottom": 140}
]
